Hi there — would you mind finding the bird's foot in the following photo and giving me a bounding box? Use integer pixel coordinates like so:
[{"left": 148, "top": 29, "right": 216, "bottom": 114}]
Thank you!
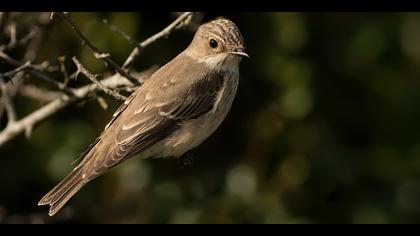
[{"left": 177, "top": 151, "right": 194, "bottom": 170}]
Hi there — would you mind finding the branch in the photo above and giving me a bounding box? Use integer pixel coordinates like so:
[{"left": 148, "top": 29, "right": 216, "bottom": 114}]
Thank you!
[
  {"left": 0, "top": 12, "right": 55, "bottom": 122},
  {"left": 0, "top": 78, "right": 17, "bottom": 124},
  {"left": 18, "top": 85, "right": 61, "bottom": 103},
  {"left": 72, "top": 56, "right": 127, "bottom": 101},
  {"left": 23, "top": 12, "right": 54, "bottom": 62},
  {"left": 0, "top": 72, "right": 23, "bottom": 121},
  {"left": 0, "top": 29, "right": 36, "bottom": 51},
  {"left": 96, "top": 96, "right": 108, "bottom": 110},
  {"left": 58, "top": 56, "right": 70, "bottom": 89},
  {"left": 0, "top": 51, "right": 73, "bottom": 95},
  {"left": 122, "top": 12, "right": 193, "bottom": 69},
  {"left": 57, "top": 12, "right": 139, "bottom": 86},
  {"left": 0, "top": 61, "right": 31, "bottom": 79},
  {"left": 102, "top": 18, "right": 140, "bottom": 50},
  {"left": 0, "top": 66, "right": 157, "bottom": 147},
  {"left": 0, "top": 12, "right": 195, "bottom": 146},
  {"left": 6, "top": 23, "right": 17, "bottom": 49},
  {"left": 0, "top": 12, "right": 10, "bottom": 34}
]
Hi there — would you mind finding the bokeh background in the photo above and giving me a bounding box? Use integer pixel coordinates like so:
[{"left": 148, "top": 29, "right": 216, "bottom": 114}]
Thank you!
[{"left": 1, "top": 12, "right": 420, "bottom": 223}]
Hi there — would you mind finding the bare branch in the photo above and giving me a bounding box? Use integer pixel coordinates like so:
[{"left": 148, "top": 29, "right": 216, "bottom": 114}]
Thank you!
[
  {"left": 0, "top": 72, "right": 23, "bottom": 120},
  {"left": 0, "top": 25, "right": 36, "bottom": 52},
  {"left": 0, "top": 78, "right": 17, "bottom": 124},
  {"left": 58, "top": 56, "right": 70, "bottom": 89},
  {"left": 0, "top": 50, "right": 19, "bottom": 65},
  {"left": 57, "top": 12, "right": 140, "bottom": 86},
  {"left": 122, "top": 12, "right": 193, "bottom": 69},
  {"left": 0, "top": 12, "right": 10, "bottom": 34},
  {"left": 0, "top": 12, "right": 192, "bottom": 147},
  {"left": 177, "top": 12, "right": 205, "bottom": 32},
  {"left": 0, "top": 13, "right": 55, "bottom": 122},
  {"left": 0, "top": 51, "right": 73, "bottom": 95},
  {"left": 0, "top": 61, "right": 31, "bottom": 79},
  {"left": 96, "top": 96, "right": 108, "bottom": 110},
  {"left": 18, "top": 85, "right": 61, "bottom": 103},
  {"left": 72, "top": 56, "right": 127, "bottom": 101},
  {"left": 6, "top": 23, "right": 17, "bottom": 48},
  {"left": 23, "top": 12, "right": 54, "bottom": 62},
  {"left": 0, "top": 66, "right": 157, "bottom": 147},
  {"left": 102, "top": 18, "right": 140, "bottom": 49}
]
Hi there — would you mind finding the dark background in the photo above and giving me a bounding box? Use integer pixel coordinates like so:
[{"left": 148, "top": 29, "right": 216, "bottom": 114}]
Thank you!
[{"left": 1, "top": 12, "right": 420, "bottom": 223}]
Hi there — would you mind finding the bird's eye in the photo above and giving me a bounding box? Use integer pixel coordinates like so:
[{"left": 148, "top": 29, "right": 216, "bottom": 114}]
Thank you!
[{"left": 209, "top": 38, "right": 218, "bottom": 49}]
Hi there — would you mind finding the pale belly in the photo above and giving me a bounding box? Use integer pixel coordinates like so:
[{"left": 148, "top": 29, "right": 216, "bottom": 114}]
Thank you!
[{"left": 145, "top": 72, "right": 239, "bottom": 158}]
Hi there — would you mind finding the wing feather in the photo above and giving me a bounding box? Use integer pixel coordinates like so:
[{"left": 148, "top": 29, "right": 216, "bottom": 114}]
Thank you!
[{"left": 81, "top": 59, "right": 225, "bottom": 181}]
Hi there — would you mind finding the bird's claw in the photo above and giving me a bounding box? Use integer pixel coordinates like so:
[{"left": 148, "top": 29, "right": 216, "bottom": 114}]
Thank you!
[{"left": 177, "top": 151, "right": 194, "bottom": 170}]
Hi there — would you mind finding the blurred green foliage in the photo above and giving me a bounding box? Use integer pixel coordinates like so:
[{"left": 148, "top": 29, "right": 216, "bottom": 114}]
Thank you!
[{"left": 1, "top": 12, "right": 420, "bottom": 223}]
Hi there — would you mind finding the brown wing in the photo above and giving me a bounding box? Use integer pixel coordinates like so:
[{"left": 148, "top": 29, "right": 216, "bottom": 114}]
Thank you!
[
  {"left": 82, "top": 69, "right": 225, "bottom": 181},
  {"left": 160, "top": 71, "right": 225, "bottom": 120},
  {"left": 104, "top": 89, "right": 138, "bottom": 131}
]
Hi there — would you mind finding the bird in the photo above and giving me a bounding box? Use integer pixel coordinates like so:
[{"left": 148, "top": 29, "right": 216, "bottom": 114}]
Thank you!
[{"left": 38, "top": 17, "right": 248, "bottom": 216}]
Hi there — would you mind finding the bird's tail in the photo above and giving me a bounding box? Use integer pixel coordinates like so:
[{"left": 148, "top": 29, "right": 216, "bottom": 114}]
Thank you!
[{"left": 38, "top": 167, "right": 86, "bottom": 216}]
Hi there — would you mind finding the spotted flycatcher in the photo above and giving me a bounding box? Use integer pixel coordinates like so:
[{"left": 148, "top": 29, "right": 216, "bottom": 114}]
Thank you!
[{"left": 38, "top": 18, "right": 248, "bottom": 216}]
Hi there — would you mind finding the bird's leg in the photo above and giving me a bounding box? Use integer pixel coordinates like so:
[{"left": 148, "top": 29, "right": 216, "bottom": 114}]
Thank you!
[{"left": 177, "top": 150, "right": 194, "bottom": 170}]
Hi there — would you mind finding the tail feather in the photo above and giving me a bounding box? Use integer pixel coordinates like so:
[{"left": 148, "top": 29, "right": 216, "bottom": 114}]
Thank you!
[{"left": 38, "top": 167, "right": 86, "bottom": 216}]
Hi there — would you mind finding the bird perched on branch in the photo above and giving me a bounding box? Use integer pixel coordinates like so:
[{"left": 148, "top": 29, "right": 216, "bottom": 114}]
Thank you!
[{"left": 38, "top": 17, "right": 248, "bottom": 216}]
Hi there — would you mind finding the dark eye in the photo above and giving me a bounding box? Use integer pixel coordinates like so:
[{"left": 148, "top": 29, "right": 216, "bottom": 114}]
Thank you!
[{"left": 209, "top": 38, "right": 218, "bottom": 49}]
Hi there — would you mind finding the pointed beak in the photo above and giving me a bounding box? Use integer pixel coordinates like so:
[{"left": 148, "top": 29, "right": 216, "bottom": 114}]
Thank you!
[{"left": 229, "top": 48, "right": 249, "bottom": 58}]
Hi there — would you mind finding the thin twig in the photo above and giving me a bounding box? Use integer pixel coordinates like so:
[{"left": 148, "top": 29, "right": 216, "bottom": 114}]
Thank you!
[
  {"left": 0, "top": 51, "right": 74, "bottom": 95},
  {"left": 58, "top": 56, "right": 70, "bottom": 90},
  {"left": 0, "top": 78, "right": 17, "bottom": 124},
  {"left": 0, "top": 61, "right": 32, "bottom": 79},
  {"left": 0, "top": 12, "right": 57, "bottom": 128},
  {"left": 18, "top": 85, "right": 61, "bottom": 103},
  {"left": 6, "top": 23, "right": 17, "bottom": 49},
  {"left": 102, "top": 19, "right": 140, "bottom": 49},
  {"left": 0, "top": 72, "right": 24, "bottom": 120},
  {"left": 122, "top": 12, "right": 193, "bottom": 69},
  {"left": 0, "top": 12, "right": 10, "bottom": 34},
  {"left": 0, "top": 50, "right": 20, "bottom": 66},
  {"left": 1, "top": 29, "right": 37, "bottom": 51},
  {"left": 72, "top": 56, "right": 127, "bottom": 101},
  {"left": 0, "top": 67, "right": 157, "bottom": 147},
  {"left": 24, "top": 12, "right": 54, "bottom": 62},
  {"left": 57, "top": 12, "right": 139, "bottom": 86},
  {"left": 96, "top": 96, "right": 108, "bottom": 110}
]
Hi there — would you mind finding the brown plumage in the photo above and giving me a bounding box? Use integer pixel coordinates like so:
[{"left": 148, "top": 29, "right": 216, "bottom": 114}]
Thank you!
[{"left": 38, "top": 18, "right": 247, "bottom": 216}]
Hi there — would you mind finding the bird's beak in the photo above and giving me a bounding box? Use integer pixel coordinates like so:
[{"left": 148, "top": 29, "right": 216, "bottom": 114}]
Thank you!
[{"left": 229, "top": 48, "right": 249, "bottom": 58}]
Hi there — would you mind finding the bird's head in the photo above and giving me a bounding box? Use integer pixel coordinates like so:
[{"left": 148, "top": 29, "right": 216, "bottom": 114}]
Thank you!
[{"left": 186, "top": 18, "right": 248, "bottom": 70}]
